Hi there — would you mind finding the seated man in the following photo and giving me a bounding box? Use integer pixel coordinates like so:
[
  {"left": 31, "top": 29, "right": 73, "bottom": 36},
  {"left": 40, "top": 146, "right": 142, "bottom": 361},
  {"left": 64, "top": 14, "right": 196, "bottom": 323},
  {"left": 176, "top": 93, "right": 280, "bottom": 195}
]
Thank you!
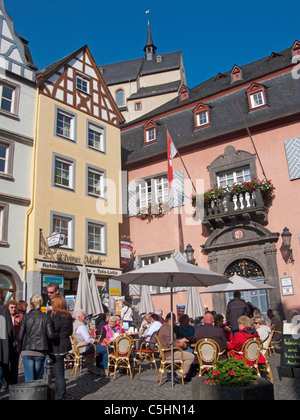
[
  {"left": 73, "top": 309, "right": 108, "bottom": 373},
  {"left": 227, "top": 315, "right": 265, "bottom": 365},
  {"left": 175, "top": 314, "right": 195, "bottom": 342},
  {"left": 158, "top": 312, "right": 194, "bottom": 382},
  {"left": 194, "top": 313, "right": 228, "bottom": 359},
  {"left": 144, "top": 313, "right": 162, "bottom": 342}
]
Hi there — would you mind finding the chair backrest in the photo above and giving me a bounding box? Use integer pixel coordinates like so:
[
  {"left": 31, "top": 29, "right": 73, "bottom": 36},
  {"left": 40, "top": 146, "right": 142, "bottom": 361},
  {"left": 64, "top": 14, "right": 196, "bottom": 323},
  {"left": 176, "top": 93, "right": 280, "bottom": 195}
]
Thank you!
[
  {"left": 155, "top": 336, "right": 166, "bottom": 361},
  {"left": 114, "top": 335, "right": 133, "bottom": 357},
  {"left": 148, "top": 331, "right": 159, "bottom": 351},
  {"left": 242, "top": 338, "right": 263, "bottom": 363},
  {"left": 70, "top": 335, "right": 80, "bottom": 356},
  {"left": 195, "top": 338, "right": 220, "bottom": 364}
]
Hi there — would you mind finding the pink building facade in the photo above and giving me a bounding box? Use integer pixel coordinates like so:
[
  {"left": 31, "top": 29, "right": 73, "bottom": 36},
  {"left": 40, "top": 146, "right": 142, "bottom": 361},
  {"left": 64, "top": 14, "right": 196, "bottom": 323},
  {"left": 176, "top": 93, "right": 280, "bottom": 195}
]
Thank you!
[{"left": 120, "top": 41, "right": 300, "bottom": 321}]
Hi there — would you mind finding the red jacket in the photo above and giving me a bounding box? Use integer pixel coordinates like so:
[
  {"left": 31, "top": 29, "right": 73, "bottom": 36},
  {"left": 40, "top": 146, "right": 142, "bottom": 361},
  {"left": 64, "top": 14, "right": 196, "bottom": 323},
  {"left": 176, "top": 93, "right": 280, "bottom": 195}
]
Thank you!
[{"left": 227, "top": 327, "right": 265, "bottom": 365}]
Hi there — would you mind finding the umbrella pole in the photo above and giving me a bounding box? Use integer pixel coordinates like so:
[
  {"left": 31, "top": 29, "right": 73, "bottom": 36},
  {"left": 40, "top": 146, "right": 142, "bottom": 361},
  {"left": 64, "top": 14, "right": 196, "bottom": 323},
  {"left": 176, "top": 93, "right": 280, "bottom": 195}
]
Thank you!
[{"left": 170, "top": 275, "right": 174, "bottom": 388}]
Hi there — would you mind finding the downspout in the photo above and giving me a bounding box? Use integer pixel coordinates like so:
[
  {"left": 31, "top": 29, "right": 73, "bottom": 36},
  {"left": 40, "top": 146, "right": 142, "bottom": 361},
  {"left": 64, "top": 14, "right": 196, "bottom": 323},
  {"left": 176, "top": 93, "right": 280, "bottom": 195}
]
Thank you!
[{"left": 23, "top": 87, "right": 40, "bottom": 301}]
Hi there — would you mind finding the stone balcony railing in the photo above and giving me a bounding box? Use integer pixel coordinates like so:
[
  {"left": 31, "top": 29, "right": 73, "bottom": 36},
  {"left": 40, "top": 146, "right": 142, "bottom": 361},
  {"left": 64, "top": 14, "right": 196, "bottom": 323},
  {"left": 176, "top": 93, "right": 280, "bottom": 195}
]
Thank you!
[{"left": 202, "top": 187, "right": 270, "bottom": 232}]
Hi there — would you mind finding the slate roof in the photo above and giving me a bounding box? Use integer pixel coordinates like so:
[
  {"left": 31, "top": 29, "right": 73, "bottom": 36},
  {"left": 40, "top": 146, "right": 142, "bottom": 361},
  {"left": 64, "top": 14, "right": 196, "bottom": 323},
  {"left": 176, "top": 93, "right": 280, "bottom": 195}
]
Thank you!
[
  {"left": 99, "top": 51, "right": 183, "bottom": 86},
  {"left": 121, "top": 44, "right": 300, "bottom": 167}
]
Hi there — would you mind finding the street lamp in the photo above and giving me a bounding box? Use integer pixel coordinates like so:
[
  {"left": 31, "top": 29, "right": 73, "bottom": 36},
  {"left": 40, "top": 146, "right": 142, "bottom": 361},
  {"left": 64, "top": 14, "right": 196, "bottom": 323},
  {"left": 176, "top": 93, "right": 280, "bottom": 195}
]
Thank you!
[
  {"left": 281, "top": 227, "right": 294, "bottom": 263},
  {"left": 184, "top": 244, "right": 195, "bottom": 264}
]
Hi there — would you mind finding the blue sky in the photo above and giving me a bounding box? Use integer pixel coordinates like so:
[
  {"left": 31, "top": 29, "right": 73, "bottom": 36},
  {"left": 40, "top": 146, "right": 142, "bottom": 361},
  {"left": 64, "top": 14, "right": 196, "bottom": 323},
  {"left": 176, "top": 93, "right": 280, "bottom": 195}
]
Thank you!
[{"left": 5, "top": 0, "right": 300, "bottom": 88}]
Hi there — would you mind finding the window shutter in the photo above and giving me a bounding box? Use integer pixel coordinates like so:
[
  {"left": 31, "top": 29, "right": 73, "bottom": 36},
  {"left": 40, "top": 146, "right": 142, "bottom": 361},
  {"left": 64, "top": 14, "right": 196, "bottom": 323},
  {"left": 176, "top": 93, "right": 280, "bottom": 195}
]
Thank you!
[
  {"left": 284, "top": 137, "right": 300, "bottom": 180},
  {"left": 127, "top": 180, "right": 137, "bottom": 217},
  {"left": 169, "top": 169, "right": 185, "bottom": 209}
]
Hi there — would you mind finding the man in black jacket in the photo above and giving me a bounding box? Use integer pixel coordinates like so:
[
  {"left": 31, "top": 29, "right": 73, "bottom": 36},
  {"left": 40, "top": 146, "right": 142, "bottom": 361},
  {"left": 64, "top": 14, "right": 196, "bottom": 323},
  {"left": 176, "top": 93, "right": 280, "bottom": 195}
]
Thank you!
[
  {"left": 0, "top": 289, "right": 15, "bottom": 391},
  {"left": 226, "top": 291, "right": 251, "bottom": 335}
]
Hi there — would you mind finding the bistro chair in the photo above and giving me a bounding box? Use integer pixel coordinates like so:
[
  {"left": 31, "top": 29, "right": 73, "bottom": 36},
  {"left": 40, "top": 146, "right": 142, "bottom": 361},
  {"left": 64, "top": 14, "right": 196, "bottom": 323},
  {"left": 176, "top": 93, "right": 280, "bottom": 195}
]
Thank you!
[
  {"left": 229, "top": 337, "right": 263, "bottom": 377},
  {"left": 106, "top": 334, "right": 134, "bottom": 380},
  {"left": 193, "top": 338, "right": 222, "bottom": 376},
  {"left": 70, "top": 334, "right": 97, "bottom": 378},
  {"left": 134, "top": 332, "right": 158, "bottom": 374},
  {"left": 155, "top": 336, "right": 184, "bottom": 386}
]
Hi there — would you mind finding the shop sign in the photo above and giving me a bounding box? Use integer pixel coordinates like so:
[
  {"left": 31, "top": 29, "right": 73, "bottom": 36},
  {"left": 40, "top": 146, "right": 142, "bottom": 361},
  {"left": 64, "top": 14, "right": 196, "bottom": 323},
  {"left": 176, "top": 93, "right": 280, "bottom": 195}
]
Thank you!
[{"left": 36, "top": 260, "right": 122, "bottom": 276}]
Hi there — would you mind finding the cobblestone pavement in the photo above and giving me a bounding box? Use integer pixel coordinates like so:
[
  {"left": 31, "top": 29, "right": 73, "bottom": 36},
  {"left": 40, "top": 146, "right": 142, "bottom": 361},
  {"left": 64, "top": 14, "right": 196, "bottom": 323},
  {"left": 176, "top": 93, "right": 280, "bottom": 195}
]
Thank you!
[{"left": 1, "top": 352, "right": 299, "bottom": 401}]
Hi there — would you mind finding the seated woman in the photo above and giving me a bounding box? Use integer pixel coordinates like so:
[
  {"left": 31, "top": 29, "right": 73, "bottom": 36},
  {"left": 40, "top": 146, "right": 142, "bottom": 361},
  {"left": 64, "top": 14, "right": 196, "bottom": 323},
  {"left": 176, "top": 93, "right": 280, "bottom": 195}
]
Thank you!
[
  {"left": 253, "top": 314, "right": 272, "bottom": 356},
  {"left": 100, "top": 316, "right": 124, "bottom": 346},
  {"left": 227, "top": 315, "right": 265, "bottom": 365},
  {"left": 174, "top": 314, "right": 195, "bottom": 352},
  {"left": 214, "top": 314, "right": 233, "bottom": 342}
]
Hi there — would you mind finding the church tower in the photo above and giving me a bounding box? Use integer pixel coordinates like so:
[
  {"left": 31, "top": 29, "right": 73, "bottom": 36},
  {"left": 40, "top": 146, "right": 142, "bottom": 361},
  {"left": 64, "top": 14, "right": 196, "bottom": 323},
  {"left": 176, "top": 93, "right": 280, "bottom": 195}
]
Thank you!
[{"left": 143, "top": 20, "right": 157, "bottom": 61}]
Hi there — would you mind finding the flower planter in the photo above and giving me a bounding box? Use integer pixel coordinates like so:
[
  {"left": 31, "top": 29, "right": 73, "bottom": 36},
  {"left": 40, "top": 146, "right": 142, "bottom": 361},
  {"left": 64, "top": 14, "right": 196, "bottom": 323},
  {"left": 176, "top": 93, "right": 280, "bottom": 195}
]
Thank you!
[{"left": 192, "top": 376, "right": 274, "bottom": 400}]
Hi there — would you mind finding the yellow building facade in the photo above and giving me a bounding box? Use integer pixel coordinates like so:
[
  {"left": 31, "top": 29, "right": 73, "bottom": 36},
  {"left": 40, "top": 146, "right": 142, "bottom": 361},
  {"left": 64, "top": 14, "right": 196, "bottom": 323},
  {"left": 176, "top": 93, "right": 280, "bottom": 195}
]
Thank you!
[{"left": 25, "top": 46, "right": 124, "bottom": 306}]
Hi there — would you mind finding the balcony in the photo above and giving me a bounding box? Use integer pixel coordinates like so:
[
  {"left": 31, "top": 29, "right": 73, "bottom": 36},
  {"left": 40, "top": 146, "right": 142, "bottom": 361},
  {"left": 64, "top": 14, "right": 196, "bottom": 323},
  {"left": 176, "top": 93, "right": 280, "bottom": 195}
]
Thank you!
[{"left": 202, "top": 188, "right": 270, "bottom": 232}]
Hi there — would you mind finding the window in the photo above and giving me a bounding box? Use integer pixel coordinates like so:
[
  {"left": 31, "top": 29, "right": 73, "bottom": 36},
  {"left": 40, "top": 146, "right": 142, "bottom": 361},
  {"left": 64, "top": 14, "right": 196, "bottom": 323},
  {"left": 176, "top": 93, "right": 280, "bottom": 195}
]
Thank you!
[
  {"left": 53, "top": 154, "right": 75, "bottom": 190},
  {"left": 87, "top": 221, "right": 106, "bottom": 254},
  {"left": 146, "top": 127, "right": 156, "bottom": 143},
  {"left": 135, "top": 102, "right": 142, "bottom": 111},
  {"left": 0, "top": 81, "right": 19, "bottom": 116},
  {"left": 55, "top": 107, "right": 76, "bottom": 141},
  {"left": 88, "top": 122, "right": 105, "bottom": 153},
  {"left": 231, "top": 65, "right": 243, "bottom": 83},
  {"left": 217, "top": 167, "right": 251, "bottom": 188},
  {"left": 116, "top": 89, "right": 124, "bottom": 107},
  {"left": 87, "top": 166, "right": 105, "bottom": 198},
  {"left": 197, "top": 111, "right": 208, "bottom": 127},
  {"left": 51, "top": 213, "right": 74, "bottom": 249},
  {"left": 76, "top": 75, "right": 89, "bottom": 93},
  {"left": 0, "top": 140, "right": 14, "bottom": 179},
  {"left": 0, "top": 203, "right": 9, "bottom": 245},
  {"left": 138, "top": 176, "right": 169, "bottom": 209},
  {"left": 140, "top": 253, "right": 172, "bottom": 293},
  {"left": 250, "top": 92, "right": 265, "bottom": 108},
  {"left": 0, "top": 143, "right": 8, "bottom": 173},
  {"left": 193, "top": 102, "right": 210, "bottom": 129},
  {"left": 246, "top": 83, "right": 267, "bottom": 111}
]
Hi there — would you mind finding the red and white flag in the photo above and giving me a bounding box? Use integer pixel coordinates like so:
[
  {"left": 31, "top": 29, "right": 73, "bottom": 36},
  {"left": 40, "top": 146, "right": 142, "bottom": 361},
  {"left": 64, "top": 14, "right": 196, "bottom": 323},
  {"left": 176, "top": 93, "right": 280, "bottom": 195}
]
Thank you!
[{"left": 167, "top": 131, "right": 178, "bottom": 200}]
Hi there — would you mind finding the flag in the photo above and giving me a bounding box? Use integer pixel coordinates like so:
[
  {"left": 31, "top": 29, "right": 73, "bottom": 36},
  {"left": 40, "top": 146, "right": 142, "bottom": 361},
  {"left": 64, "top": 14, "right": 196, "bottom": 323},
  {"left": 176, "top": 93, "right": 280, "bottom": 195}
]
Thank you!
[
  {"left": 167, "top": 131, "right": 178, "bottom": 200},
  {"left": 146, "top": 10, "right": 150, "bottom": 13}
]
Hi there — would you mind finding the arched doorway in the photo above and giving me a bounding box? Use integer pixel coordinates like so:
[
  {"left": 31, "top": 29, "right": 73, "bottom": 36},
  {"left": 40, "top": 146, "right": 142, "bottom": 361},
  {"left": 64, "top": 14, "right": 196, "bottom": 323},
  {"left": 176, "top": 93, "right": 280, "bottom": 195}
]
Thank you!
[
  {"left": 224, "top": 259, "right": 269, "bottom": 318},
  {"left": 0, "top": 271, "right": 16, "bottom": 302}
]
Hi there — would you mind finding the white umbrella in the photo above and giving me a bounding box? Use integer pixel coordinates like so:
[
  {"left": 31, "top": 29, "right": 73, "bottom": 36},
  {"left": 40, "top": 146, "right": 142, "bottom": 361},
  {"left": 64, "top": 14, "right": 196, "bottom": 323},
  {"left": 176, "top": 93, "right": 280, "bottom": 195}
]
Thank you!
[
  {"left": 200, "top": 273, "right": 275, "bottom": 294},
  {"left": 139, "top": 285, "right": 155, "bottom": 315},
  {"left": 74, "top": 264, "right": 96, "bottom": 316},
  {"left": 113, "top": 257, "right": 230, "bottom": 387},
  {"left": 185, "top": 287, "right": 204, "bottom": 319},
  {"left": 90, "top": 273, "right": 104, "bottom": 315}
]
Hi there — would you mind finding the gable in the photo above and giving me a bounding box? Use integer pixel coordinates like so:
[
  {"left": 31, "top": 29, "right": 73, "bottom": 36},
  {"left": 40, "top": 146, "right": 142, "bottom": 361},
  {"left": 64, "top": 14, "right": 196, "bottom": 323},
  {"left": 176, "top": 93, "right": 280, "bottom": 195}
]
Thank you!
[
  {"left": 39, "top": 46, "right": 124, "bottom": 127},
  {"left": 0, "top": 0, "right": 36, "bottom": 80}
]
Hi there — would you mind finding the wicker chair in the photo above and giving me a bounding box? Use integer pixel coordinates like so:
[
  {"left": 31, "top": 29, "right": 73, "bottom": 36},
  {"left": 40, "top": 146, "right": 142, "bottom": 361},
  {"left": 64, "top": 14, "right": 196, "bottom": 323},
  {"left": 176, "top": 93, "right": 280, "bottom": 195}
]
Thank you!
[
  {"left": 155, "top": 336, "right": 184, "bottom": 386},
  {"left": 229, "top": 337, "right": 263, "bottom": 376},
  {"left": 134, "top": 332, "right": 158, "bottom": 373},
  {"left": 106, "top": 334, "right": 134, "bottom": 380},
  {"left": 193, "top": 338, "right": 222, "bottom": 376},
  {"left": 70, "top": 334, "right": 97, "bottom": 378}
]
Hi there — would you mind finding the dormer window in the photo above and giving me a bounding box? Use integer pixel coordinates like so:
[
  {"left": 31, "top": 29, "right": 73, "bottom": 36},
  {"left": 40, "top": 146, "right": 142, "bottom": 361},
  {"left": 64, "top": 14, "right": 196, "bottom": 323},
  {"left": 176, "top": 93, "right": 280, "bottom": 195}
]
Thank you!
[
  {"left": 291, "top": 40, "right": 300, "bottom": 60},
  {"left": 143, "top": 120, "right": 157, "bottom": 144},
  {"left": 156, "top": 55, "right": 162, "bottom": 63},
  {"left": 193, "top": 102, "right": 210, "bottom": 129},
  {"left": 231, "top": 65, "right": 243, "bottom": 83},
  {"left": 180, "top": 85, "right": 189, "bottom": 101},
  {"left": 246, "top": 83, "right": 267, "bottom": 111}
]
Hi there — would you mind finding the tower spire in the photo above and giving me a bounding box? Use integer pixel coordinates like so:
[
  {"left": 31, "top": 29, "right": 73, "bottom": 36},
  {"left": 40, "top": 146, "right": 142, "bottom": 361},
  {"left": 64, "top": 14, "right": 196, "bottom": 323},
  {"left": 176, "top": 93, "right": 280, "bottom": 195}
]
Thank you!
[{"left": 144, "top": 19, "right": 157, "bottom": 61}]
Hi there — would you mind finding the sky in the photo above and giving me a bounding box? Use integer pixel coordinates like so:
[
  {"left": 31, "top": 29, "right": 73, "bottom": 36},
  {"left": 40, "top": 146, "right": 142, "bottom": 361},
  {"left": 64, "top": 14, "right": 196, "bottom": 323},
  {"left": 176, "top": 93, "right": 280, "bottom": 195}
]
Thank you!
[{"left": 5, "top": 0, "right": 300, "bottom": 88}]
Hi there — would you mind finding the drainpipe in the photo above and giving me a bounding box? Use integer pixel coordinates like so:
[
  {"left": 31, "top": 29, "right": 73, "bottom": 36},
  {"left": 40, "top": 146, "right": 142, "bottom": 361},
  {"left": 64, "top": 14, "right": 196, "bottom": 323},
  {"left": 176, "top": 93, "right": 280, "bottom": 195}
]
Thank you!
[{"left": 23, "top": 87, "right": 40, "bottom": 301}]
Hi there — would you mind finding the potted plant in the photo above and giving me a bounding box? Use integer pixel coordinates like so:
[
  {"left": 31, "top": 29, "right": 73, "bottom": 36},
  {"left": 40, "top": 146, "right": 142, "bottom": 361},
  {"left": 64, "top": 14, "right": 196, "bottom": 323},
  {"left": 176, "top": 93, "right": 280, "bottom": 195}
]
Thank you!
[
  {"left": 136, "top": 202, "right": 169, "bottom": 221},
  {"left": 192, "top": 358, "right": 274, "bottom": 400}
]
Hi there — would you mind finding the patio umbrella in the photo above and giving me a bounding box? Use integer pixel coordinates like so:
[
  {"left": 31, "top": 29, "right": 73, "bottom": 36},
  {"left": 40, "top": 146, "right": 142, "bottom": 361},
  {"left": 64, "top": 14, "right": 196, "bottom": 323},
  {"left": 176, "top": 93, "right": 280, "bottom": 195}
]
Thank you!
[
  {"left": 139, "top": 285, "right": 155, "bottom": 315},
  {"left": 200, "top": 273, "right": 275, "bottom": 294},
  {"left": 185, "top": 287, "right": 204, "bottom": 319},
  {"left": 90, "top": 273, "right": 104, "bottom": 315},
  {"left": 113, "top": 256, "right": 230, "bottom": 387},
  {"left": 74, "top": 264, "right": 96, "bottom": 316}
]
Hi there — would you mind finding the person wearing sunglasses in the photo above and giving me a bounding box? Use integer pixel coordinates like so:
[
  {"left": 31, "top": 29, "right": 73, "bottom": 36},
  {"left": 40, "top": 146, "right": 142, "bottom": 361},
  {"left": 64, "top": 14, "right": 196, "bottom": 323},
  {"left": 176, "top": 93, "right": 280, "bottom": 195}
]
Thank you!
[{"left": 253, "top": 314, "right": 272, "bottom": 356}]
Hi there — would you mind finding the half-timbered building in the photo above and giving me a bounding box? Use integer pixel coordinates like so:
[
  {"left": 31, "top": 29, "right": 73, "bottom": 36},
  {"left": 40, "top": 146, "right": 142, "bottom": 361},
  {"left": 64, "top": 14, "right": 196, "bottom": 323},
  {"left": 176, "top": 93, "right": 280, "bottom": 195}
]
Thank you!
[{"left": 25, "top": 45, "right": 124, "bottom": 304}]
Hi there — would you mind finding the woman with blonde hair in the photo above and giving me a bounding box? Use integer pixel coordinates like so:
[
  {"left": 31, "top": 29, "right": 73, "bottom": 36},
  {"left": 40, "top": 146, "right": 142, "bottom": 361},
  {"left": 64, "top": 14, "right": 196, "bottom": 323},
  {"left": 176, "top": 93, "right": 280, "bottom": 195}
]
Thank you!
[
  {"left": 50, "top": 295, "right": 73, "bottom": 400},
  {"left": 18, "top": 295, "right": 55, "bottom": 382}
]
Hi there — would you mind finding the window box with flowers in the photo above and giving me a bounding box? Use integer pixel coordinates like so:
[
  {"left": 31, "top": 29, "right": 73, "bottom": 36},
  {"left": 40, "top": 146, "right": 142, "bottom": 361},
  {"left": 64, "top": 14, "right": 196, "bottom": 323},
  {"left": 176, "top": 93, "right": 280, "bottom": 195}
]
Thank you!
[
  {"left": 136, "top": 202, "right": 169, "bottom": 221},
  {"left": 192, "top": 359, "right": 274, "bottom": 400}
]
